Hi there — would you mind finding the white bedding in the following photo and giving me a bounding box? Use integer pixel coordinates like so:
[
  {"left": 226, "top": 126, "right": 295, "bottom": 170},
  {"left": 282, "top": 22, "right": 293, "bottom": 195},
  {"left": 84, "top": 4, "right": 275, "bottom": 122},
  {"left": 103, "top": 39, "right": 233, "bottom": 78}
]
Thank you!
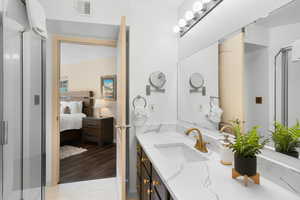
[{"left": 60, "top": 113, "right": 87, "bottom": 132}]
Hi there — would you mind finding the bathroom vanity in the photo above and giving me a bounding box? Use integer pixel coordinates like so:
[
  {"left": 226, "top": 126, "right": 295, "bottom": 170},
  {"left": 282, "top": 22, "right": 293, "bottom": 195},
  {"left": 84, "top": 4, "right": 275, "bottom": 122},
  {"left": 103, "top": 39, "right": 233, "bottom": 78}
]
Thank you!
[
  {"left": 136, "top": 130, "right": 300, "bottom": 200},
  {"left": 137, "top": 142, "right": 173, "bottom": 200}
]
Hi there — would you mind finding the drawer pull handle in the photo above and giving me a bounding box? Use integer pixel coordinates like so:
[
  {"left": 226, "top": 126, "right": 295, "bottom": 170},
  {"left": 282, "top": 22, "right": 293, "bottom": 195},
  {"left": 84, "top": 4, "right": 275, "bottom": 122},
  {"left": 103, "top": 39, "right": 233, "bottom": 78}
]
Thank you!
[
  {"left": 143, "top": 179, "right": 150, "bottom": 184},
  {"left": 152, "top": 180, "right": 160, "bottom": 186},
  {"left": 141, "top": 157, "right": 148, "bottom": 162},
  {"left": 86, "top": 122, "right": 97, "bottom": 126},
  {"left": 147, "top": 189, "right": 153, "bottom": 195}
]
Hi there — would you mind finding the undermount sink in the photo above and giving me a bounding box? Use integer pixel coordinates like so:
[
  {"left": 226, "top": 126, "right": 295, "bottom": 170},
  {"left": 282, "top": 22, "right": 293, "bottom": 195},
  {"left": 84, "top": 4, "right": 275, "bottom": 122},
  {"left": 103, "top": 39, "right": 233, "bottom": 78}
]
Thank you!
[{"left": 154, "top": 143, "right": 208, "bottom": 164}]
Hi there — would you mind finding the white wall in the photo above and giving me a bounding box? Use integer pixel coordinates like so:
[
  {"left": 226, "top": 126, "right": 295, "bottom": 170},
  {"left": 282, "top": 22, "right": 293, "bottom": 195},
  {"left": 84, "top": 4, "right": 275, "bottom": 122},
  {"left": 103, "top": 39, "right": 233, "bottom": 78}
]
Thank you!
[
  {"left": 128, "top": 0, "right": 179, "bottom": 194},
  {"left": 178, "top": 0, "right": 293, "bottom": 60},
  {"left": 244, "top": 44, "right": 269, "bottom": 135},
  {"left": 178, "top": 43, "right": 218, "bottom": 129},
  {"left": 245, "top": 24, "right": 270, "bottom": 47}
]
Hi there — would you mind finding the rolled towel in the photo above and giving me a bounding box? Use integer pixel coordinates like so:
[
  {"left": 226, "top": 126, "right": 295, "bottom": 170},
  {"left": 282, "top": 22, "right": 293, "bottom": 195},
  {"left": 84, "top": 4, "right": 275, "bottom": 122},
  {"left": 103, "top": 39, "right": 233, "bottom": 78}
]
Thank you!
[{"left": 25, "top": 0, "right": 48, "bottom": 39}]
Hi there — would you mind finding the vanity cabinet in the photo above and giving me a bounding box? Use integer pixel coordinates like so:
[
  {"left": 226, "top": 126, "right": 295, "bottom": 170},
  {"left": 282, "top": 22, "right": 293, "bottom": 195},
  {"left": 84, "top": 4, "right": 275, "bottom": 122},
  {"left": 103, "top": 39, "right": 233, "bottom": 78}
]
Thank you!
[{"left": 137, "top": 142, "right": 172, "bottom": 200}]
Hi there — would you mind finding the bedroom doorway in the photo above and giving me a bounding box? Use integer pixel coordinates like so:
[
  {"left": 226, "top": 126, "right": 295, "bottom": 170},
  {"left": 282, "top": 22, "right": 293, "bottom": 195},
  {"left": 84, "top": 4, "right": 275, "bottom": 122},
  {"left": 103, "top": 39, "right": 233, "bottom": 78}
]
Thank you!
[
  {"left": 51, "top": 35, "right": 118, "bottom": 184},
  {"left": 57, "top": 37, "right": 118, "bottom": 184},
  {"left": 47, "top": 17, "right": 129, "bottom": 200}
]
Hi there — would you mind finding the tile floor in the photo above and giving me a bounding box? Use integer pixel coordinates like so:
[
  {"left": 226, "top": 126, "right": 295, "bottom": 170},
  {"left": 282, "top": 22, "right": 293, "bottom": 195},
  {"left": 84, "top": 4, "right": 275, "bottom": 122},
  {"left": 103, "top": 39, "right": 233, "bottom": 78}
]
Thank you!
[{"left": 46, "top": 178, "right": 118, "bottom": 200}]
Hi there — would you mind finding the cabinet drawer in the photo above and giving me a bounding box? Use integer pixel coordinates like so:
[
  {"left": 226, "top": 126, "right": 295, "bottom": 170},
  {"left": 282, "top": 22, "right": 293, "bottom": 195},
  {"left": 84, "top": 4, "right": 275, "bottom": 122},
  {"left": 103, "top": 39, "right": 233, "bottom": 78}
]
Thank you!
[
  {"left": 83, "top": 127, "right": 99, "bottom": 137},
  {"left": 152, "top": 168, "right": 168, "bottom": 200},
  {"left": 142, "top": 164, "right": 151, "bottom": 200},
  {"left": 141, "top": 150, "right": 151, "bottom": 176},
  {"left": 83, "top": 119, "right": 101, "bottom": 128}
]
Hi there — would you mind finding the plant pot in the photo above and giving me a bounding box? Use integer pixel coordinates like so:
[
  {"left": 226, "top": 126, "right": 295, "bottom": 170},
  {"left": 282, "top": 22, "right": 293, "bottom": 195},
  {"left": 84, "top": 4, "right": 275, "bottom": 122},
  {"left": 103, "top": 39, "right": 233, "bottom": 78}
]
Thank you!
[{"left": 234, "top": 153, "right": 257, "bottom": 176}]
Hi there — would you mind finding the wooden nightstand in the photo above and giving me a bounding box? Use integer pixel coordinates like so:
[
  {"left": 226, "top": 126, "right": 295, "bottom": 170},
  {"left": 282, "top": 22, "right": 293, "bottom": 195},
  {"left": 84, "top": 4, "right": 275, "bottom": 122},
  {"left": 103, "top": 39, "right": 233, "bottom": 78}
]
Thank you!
[{"left": 82, "top": 116, "right": 114, "bottom": 146}]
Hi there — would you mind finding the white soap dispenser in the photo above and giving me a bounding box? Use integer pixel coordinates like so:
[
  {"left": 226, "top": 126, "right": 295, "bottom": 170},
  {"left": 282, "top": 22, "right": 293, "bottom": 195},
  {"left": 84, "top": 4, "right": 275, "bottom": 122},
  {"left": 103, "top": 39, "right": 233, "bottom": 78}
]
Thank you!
[{"left": 219, "top": 134, "right": 234, "bottom": 165}]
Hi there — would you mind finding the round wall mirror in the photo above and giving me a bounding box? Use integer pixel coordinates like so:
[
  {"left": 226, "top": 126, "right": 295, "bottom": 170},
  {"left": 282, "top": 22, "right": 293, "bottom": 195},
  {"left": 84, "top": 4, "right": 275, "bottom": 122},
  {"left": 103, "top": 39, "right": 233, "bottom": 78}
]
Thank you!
[
  {"left": 149, "top": 71, "right": 166, "bottom": 89},
  {"left": 189, "top": 73, "right": 204, "bottom": 89}
]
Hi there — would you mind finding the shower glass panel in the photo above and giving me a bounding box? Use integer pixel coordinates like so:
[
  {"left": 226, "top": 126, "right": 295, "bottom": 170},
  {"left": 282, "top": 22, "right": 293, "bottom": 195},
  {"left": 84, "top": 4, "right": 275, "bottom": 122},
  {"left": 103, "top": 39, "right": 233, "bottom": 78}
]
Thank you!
[
  {"left": 1, "top": 16, "right": 45, "bottom": 200},
  {"left": 2, "top": 17, "right": 23, "bottom": 200},
  {"left": 22, "top": 32, "right": 43, "bottom": 200},
  {"left": 275, "top": 49, "right": 300, "bottom": 127},
  {"left": 287, "top": 51, "right": 300, "bottom": 126}
]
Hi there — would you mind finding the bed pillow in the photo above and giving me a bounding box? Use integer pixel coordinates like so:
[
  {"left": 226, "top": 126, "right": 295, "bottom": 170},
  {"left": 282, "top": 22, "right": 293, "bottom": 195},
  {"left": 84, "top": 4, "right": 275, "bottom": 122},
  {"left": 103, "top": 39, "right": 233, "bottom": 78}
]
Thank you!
[
  {"left": 60, "top": 101, "right": 83, "bottom": 114},
  {"left": 63, "top": 106, "right": 71, "bottom": 114}
]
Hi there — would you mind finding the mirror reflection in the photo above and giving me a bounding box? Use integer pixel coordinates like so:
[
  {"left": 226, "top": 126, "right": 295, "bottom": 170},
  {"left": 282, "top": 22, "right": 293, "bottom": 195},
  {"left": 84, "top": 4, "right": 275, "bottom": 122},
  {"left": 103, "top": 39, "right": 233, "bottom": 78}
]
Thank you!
[{"left": 178, "top": 0, "right": 300, "bottom": 159}]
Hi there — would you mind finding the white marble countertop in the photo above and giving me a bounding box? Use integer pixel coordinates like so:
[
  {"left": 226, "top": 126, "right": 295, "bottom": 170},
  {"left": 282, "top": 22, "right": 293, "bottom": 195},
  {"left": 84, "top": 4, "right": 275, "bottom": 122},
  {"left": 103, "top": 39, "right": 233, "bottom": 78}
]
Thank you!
[{"left": 136, "top": 131, "right": 300, "bottom": 200}]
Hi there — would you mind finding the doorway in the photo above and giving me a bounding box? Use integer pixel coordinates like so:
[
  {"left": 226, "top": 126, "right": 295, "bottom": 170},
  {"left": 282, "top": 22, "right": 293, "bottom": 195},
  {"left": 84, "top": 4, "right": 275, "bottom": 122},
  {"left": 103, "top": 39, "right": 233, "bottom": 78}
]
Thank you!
[
  {"left": 59, "top": 41, "right": 117, "bottom": 184},
  {"left": 46, "top": 17, "right": 128, "bottom": 200}
]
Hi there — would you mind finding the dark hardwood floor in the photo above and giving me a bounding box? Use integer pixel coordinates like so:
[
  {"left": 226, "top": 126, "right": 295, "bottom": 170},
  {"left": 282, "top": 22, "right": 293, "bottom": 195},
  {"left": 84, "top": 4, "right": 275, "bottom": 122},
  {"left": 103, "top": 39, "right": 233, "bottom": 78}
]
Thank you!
[{"left": 60, "top": 143, "right": 116, "bottom": 184}]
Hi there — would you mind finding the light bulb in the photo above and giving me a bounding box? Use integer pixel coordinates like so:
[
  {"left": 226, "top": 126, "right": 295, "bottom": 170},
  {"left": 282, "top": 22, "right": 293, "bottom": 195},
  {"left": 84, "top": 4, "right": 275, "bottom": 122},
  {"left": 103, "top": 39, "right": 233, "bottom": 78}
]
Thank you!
[
  {"left": 185, "top": 10, "right": 194, "bottom": 21},
  {"left": 173, "top": 25, "right": 180, "bottom": 33},
  {"left": 178, "top": 19, "right": 187, "bottom": 28},
  {"left": 193, "top": 1, "right": 203, "bottom": 12}
]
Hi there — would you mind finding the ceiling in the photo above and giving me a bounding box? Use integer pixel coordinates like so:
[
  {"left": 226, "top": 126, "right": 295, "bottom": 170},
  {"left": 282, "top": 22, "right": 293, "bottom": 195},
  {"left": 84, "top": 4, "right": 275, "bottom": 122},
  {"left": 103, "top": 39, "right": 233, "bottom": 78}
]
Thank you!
[{"left": 255, "top": 0, "right": 300, "bottom": 28}]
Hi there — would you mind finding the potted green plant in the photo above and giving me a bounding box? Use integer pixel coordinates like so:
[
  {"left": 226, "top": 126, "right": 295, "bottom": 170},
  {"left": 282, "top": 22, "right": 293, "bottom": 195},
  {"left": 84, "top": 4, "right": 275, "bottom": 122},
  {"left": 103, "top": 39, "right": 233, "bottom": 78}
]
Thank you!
[
  {"left": 229, "top": 119, "right": 269, "bottom": 176},
  {"left": 272, "top": 121, "right": 300, "bottom": 158}
]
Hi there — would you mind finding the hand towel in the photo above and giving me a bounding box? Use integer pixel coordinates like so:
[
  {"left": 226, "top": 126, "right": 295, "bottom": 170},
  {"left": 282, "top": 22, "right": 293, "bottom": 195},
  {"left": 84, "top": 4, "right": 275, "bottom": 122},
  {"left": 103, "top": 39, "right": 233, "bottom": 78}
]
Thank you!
[{"left": 25, "top": 0, "right": 48, "bottom": 39}]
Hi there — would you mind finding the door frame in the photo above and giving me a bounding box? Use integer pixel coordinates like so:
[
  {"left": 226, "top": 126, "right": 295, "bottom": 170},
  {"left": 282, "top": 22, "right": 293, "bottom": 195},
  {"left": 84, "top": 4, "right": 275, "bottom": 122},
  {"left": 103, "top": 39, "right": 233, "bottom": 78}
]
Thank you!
[{"left": 51, "top": 35, "right": 117, "bottom": 185}]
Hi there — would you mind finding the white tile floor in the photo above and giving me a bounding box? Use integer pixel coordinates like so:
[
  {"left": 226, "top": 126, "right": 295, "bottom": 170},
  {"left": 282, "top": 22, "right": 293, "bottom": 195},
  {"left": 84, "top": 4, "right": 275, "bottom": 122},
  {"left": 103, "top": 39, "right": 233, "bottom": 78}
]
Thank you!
[{"left": 46, "top": 178, "right": 118, "bottom": 200}]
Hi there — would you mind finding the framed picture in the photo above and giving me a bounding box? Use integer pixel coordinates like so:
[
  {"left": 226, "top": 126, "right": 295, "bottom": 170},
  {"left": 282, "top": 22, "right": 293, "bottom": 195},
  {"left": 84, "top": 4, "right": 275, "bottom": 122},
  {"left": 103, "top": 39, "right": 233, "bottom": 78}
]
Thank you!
[
  {"left": 60, "top": 80, "right": 68, "bottom": 93},
  {"left": 101, "top": 75, "right": 117, "bottom": 101}
]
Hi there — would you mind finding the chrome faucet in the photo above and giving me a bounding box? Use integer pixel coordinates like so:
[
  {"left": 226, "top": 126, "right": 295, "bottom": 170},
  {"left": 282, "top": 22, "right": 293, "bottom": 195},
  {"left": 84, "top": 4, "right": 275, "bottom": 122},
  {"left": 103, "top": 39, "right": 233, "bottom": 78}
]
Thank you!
[{"left": 185, "top": 128, "right": 208, "bottom": 153}]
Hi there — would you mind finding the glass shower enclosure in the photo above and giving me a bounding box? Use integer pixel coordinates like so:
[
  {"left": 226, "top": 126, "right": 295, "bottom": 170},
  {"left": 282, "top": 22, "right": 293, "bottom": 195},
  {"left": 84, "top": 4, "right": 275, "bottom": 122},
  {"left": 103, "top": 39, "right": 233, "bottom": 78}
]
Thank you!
[
  {"left": 275, "top": 47, "right": 300, "bottom": 127},
  {"left": 0, "top": 14, "right": 45, "bottom": 200}
]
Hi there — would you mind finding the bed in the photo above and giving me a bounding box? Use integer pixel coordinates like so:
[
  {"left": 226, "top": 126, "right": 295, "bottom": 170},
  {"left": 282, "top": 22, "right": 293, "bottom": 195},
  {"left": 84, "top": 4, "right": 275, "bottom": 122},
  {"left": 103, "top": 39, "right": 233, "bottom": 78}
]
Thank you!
[{"left": 60, "top": 91, "right": 94, "bottom": 145}]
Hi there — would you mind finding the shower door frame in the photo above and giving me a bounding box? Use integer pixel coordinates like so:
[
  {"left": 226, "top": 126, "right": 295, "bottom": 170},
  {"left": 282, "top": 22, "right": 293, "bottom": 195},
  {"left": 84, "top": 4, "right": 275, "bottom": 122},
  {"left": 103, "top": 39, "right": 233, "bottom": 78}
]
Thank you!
[
  {"left": 0, "top": 14, "right": 46, "bottom": 200},
  {"left": 0, "top": 15, "right": 25, "bottom": 200},
  {"left": 0, "top": 13, "right": 4, "bottom": 200},
  {"left": 274, "top": 47, "right": 292, "bottom": 127}
]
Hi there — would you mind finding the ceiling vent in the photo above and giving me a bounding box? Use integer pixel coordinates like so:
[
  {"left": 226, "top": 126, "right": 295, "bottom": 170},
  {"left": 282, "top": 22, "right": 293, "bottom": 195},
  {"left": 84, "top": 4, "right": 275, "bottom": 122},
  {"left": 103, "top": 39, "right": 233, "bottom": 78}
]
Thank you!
[{"left": 74, "top": 0, "right": 92, "bottom": 16}]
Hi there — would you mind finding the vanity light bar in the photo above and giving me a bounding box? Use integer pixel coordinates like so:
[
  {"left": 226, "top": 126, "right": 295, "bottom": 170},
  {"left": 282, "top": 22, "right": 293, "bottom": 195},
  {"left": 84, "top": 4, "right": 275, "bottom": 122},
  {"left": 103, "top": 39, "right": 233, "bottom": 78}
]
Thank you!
[{"left": 175, "top": 0, "right": 223, "bottom": 37}]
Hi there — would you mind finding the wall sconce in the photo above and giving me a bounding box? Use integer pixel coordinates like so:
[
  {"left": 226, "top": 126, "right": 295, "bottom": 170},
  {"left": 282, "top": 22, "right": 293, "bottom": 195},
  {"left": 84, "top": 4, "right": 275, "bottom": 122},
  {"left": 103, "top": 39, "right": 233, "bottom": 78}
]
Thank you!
[{"left": 174, "top": 0, "right": 223, "bottom": 37}]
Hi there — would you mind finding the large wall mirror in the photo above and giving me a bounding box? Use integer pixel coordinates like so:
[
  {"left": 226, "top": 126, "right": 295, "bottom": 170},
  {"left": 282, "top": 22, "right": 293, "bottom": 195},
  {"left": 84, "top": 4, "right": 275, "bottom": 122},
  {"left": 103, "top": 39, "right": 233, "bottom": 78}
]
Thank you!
[{"left": 178, "top": 0, "right": 300, "bottom": 160}]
